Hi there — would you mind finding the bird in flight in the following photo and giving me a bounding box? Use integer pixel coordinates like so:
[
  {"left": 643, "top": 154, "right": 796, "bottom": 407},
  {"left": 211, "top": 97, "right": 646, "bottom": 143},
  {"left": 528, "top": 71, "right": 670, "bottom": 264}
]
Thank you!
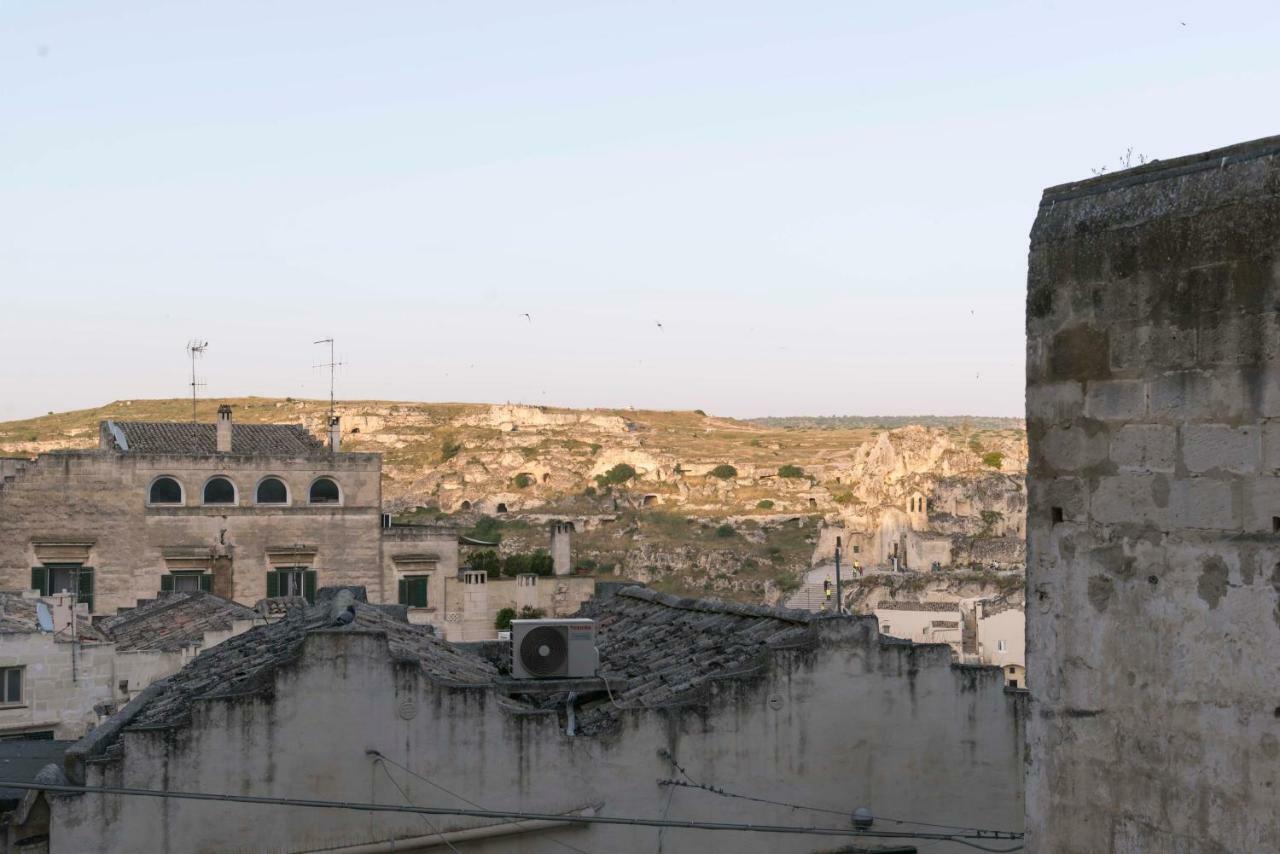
[
  {"left": 655, "top": 320, "right": 664, "bottom": 332},
  {"left": 520, "top": 313, "right": 532, "bottom": 323}
]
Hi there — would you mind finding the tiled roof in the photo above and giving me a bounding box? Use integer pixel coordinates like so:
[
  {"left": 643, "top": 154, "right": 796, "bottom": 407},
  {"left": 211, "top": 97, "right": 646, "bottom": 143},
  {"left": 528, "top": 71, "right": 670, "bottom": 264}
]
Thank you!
[
  {"left": 99, "top": 592, "right": 259, "bottom": 652},
  {"left": 874, "top": 601, "right": 961, "bottom": 612},
  {"left": 102, "top": 421, "right": 325, "bottom": 456},
  {"left": 578, "top": 587, "right": 816, "bottom": 719},
  {"left": 0, "top": 740, "right": 73, "bottom": 808},
  {"left": 117, "top": 590, "right": 498, "bottom": 735},
  {"left": 0, "top": 593, "right": 108, "bottom": 641}
]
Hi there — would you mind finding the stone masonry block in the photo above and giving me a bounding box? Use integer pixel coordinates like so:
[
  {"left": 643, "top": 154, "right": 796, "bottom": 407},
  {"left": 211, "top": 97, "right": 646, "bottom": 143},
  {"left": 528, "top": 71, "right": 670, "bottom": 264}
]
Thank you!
[
  {"left": 1041, "top": 424, "right": 1109, "bottom": 472},
  {"left": 1026, "top": 382, "right": 1084, "bottom": 425},
  {"left": 1263, "top": 423, "right": 1280, "bottom": 473},
  {"left": 1030, "top": 477, "right": 1089, "bottom": 524},
  {"left": 1243, "top": 477, "right": 1280, "bottom": 533},
  {"left": 1260, "top": 360, "right": 1280, "bottom": 418},
  {"left": 1091, "top": 475, "right": 1168, "bottom": 527},
  {"left": 1181, "top": 424, "right": 1260, "bottom": 475},
  {"left": 1111, "top": 425, "right": 1176, "bottom": 473},
  {"left": 1149, "top": 369, "right": 1250, "bottom": 422},
  {"left": 1085, "top": 380, "right": 1147, "bottom": 421},
  {"left": 1170, "top": 478, "right": 1238, "bottom": 531}
]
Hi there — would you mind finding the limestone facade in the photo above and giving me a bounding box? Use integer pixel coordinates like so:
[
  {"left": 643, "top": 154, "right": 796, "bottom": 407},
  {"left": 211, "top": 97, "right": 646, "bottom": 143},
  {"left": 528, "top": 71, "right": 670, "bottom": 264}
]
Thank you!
[{"left": 1026, "top": 135, "right": 1280, "bottom": 852}]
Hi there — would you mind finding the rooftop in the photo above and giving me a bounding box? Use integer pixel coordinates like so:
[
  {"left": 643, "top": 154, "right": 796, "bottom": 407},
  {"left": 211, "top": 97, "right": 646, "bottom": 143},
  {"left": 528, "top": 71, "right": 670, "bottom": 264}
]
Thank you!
[
  {"left": 0, "top": 592, "right": 108, "bottom": 641},
  {"left": 874, "top": 601, "right": 961, "bottom": 612},
  {"left": 99, "top": 592, "right": 260, "bottom": 653},
  {"left": 100, "top": 420, "right": 325, "bottom": 456}
]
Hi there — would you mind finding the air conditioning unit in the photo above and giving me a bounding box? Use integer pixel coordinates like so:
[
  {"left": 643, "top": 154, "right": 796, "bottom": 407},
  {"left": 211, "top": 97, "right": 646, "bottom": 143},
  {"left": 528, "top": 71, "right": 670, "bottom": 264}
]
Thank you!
[{"left": 510, "top": 619, "right": 598, "bottom": 679}]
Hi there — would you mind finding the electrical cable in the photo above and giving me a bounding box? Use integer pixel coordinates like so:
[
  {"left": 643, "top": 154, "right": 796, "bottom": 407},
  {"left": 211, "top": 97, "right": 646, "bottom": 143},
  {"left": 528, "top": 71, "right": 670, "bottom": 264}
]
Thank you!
[
  {"left": 373, "top": 759, "right": 461, "bottom": 854},
  {"left": 369, "top": 751, "right": 591, "bottom": 854},
  {"left": 0, "top": 779, "right": 1009, "bottom": 844}
]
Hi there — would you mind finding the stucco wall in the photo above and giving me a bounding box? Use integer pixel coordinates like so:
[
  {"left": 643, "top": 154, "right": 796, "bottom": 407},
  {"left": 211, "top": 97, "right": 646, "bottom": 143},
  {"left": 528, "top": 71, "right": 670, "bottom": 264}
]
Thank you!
[
  {"left": 0, "top": 450, "right": 382, "bottom": 614},
  {"left": 0, "top": 634, "right": 115, "bottom": 739},
  {"left": 54, "top": 624, "right": 1026, "bottom": 854},
  {"left": 1025, "top": 136, "right": 1280, "bottom": 852},
  {"left": 976, "top": 607, "right": 1024, "bottom": 672}
]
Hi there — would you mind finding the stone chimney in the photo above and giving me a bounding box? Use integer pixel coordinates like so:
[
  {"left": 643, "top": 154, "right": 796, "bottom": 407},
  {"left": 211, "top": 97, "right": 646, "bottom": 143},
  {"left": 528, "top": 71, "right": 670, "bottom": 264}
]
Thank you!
[
  {"left": 328, "top": 416, "right": 341, "bottom": 453},
  {"left": 216, "top": 405, "right": 233, "bottom": 453},
  {"left": 550, "top": 521, "right": 573, "bottom": 576}
]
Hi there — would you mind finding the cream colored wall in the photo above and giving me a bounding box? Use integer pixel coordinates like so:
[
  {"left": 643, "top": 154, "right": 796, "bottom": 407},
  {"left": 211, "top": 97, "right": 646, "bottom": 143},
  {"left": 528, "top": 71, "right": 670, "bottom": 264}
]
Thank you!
[
  {"left": 976, "top": 608, "right": 1024, "bottom": 671},
  {"left": 0, "top": 634, "right": 116, "bottom": 739},
  {"left": 56, "top": 623, "right": 1026, "bottom": 854},
  {"left": 434, "top": 574, "right": 597, "bottom": 641},
  {"left": 0, "top": 450, "right": 383, "bottom": 614}
]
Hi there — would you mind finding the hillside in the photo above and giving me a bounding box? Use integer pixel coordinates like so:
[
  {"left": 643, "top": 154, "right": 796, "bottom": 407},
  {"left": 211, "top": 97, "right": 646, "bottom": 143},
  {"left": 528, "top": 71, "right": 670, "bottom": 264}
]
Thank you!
[{"left": 0, "top": 398, "right": 1028, "bottom": 603}]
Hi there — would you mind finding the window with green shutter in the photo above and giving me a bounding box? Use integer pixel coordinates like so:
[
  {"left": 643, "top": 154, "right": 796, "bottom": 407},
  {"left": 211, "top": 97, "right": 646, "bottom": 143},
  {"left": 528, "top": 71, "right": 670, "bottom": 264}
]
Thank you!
[
  {"left": 161, "top": 573, "right": 212, "bottom": 594},
  {"left": 31, "top": 565, "right": 93, "bottom": 613},
  {"left": 398, "top": 576, "right": 429, "bottom": 608},
  {"left": 268, "top": 568, "right": 315, "bottom": 604}
]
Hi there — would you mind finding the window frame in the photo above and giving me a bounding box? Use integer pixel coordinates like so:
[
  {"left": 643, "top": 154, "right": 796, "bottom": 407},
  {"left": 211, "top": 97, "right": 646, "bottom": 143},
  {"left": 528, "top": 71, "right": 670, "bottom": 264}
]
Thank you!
[
  {"left": 32, "top": 564, "right": 95, "bottom": 613},
  {"left": 160, "top": 572, "right": 213, "bottom": 594},
  {"left": 147, "top": 475, "right": 185, "bottom": 506},
  {"left": 254, "top": 475, "right": 291, "bottom": 506},
  {"left": 202, "top": 475, "right": 238, "bottom": 506},
  {"left": 398, "top": 575, "right": 430, "bottom": 609},
  {"left": 266, "top": 567, "right": 317, "bottom": 603},
  {"left": 307, "top": 476, "right": 342, "bottom": 506},
  {"left": 0, "top": 666, "right": 24, "bottom": 707}
]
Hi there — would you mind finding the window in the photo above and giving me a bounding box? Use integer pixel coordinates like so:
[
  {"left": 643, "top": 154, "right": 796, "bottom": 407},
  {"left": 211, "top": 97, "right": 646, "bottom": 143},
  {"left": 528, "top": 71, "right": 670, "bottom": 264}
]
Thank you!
[
  {"left": 266, "top": 567, "right": 316, "bottom": 603},
  {"left": 256, "top": 477, "right": 288, "bottom": 504},
  {"left": 203, "top": 477, "right": 236, "bottom": 505},
  {"left": 160, "top": 572, "right": 212, "bottom": 593},
  {"left": 149, "top": 476, "right": 183, "bottom": 504},
  {"left": 1008, "top": 679, "right": 1019, "bottom": 688},
  {"left": 997, "top": 640, "right": 1008, "bottom": 652},
  {"left": 882, "top": 624, "right": 891, "bottom": 634},
  {"left": 398, "top": 575, "right": 429, "bottom": 608},
  {"left": 31, "top": 565, "right": 94, "bottom": 613},
  {"left": 0, "top": 667, "right": 23, "bottom": 706},
  {"left": 309, "top": 477, "right": 340, "bottom": 504}
]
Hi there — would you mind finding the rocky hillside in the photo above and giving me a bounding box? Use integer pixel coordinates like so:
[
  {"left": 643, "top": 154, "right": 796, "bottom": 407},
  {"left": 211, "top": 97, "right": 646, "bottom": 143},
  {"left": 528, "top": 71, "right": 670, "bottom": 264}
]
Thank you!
[{"left": 0, "top": 398, "right": 1027, "bottom": 603}]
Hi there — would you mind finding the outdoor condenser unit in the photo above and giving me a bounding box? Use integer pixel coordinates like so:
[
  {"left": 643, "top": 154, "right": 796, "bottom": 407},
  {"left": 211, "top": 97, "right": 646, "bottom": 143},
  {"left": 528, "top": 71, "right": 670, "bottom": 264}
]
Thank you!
[{"left": 510, "top": 619, "right": 599, "bottom": 679}]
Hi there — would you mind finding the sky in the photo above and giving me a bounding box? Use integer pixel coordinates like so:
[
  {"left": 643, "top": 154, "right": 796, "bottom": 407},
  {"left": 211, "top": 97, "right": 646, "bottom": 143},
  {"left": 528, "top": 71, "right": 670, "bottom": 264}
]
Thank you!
[{"left": 2, "top": 1, "right": 1278, "bottom": 421}]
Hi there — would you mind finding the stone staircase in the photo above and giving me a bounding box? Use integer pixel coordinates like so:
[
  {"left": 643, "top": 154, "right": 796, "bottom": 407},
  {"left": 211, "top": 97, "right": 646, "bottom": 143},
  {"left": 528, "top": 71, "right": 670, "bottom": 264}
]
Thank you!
[{"left": 785, "top": 581, "right": 830, "bottom": 613}]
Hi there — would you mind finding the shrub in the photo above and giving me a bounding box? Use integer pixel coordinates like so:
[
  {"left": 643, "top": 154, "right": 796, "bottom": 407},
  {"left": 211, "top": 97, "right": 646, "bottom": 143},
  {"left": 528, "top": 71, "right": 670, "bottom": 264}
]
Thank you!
[
  {"left": 467, "top": 516, "right": 503, "bottom": 543},
  {"left": 833, "top": 491, "right": 857, "bottom": 505},
  {"left": 501, "top": 550, "right": 555, "bottom": 577},
  {"left": 982, "top": 451, "right": 1004, "bottom": 469},
  {"left": 756, "top": 499, "right": 775, "bottom": 510},
  {"left": 494, "top": 607, "right": 517, "bottom": 631},
  {"left": 694, "top": 409, "right": 707, "bottom": 416},
  {"left": 513, "top": 473, "right": 535, "bottom": 489},
  {"left": 715, "top": 523, "right": 736, "bottom": 538},
  {"left": 777, "top": 464, "right": 806, "bottom": 479},
  {"left": 519, "top": 605, "right": 545, "bottom": 619},
  {"left": 439, "top": 433, "right": 463, "bottom": 462},
  {"left": 583, "top": 486, "right": 597, "bottom": 497},
  {"left": 466, "top": 550, "right": 500, "bottom": 573},
  {"left": 595, "top": 463, "right": 636, "bottom": 488},
  {"left": 709, "top": 464, "right": 738, "bottom": 479},
  {"left": 575, "top": 558, "right": 599, "bottom": 572}
]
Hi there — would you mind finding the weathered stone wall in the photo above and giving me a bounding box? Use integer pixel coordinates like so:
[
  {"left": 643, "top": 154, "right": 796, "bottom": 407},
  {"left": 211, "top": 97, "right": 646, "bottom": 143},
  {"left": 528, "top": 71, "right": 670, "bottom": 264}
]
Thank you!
[
  {"left": 54, "top": 625, "right": 1026, "bottom": 854},
  {"left": 1026, "top": 136, "right": 1280, "bottom": 852},
  {"left": 0, "top": 450, "right": 382, "bottom": 614},
  {"left": 0, "top": 633, "right": 116, "bottom": 739}
]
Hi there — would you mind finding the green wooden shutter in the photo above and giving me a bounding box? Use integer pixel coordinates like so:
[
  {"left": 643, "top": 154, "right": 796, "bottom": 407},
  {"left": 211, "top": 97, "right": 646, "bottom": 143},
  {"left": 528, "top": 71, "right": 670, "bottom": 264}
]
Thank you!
[
  {"left": 303, "top": 570, "right": 317, "bottom": 604},
  {"left": 266, "top": 571, "right": 280, "bottom": 598},
  {"left": 398, "top": 578, "right": 408, "bottom": 606},
  {"left": 30, "top": 567, "right": 48, "bottom": 596},
  {"left": 78, "top": 567, "right": 94, "bottom": 613},
  {"left": 199, "top": 574, "right": 213, "bottom": 592},
  {"left": 412, "top": 578, "right": 428, "bottom": 608},
  {"left": 160, "top": 574, "right": 175, "bottom": 593}
]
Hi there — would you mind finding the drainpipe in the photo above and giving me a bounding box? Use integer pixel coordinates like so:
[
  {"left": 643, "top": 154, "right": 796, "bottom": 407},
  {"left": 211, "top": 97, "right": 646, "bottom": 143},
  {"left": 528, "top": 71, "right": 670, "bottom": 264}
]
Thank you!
[{"left": 566, "top": 691, "right": 578, "bottom": 736}]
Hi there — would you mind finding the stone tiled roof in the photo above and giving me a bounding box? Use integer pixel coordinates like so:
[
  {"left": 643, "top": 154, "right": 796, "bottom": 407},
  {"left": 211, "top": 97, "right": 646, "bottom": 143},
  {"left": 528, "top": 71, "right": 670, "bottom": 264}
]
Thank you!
[
  {"left": 979, "top": 596, "right": 1022, "bottom": 618},
  {"left": 253, "top": 596, "right": 311, "bottom": 617},
  {"left": 874, "top": 601, "right": 961, "bottom": 612},
  {"left": 0, "top": 593, "right": 108, "bottom": 641},
  {"left": 99, "top": 592, "right": 259, "bottom": 652},
  {"left": 117, "top": 591, "right": 499, "bottom": 735},
  {"left": 102, "top": 421, "right": 325, "bottom": 456},
  {"left": 579, "top": 587, "right": 816, "bottom": 713}
]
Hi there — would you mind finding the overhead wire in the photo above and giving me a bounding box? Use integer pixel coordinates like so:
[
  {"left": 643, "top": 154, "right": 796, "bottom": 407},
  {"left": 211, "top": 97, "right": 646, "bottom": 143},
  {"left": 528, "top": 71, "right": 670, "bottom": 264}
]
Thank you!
[{"left": 373, "top": 759, "right": 461, "bottom": 854}]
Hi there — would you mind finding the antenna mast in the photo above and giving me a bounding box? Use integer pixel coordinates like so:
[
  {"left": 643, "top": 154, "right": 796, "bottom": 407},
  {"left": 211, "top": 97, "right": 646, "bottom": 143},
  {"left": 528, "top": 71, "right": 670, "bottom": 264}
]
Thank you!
[
  {"left": 186, "top": 340, "right": 208, "bottom": 422},
  {"left": 313, "top": 338, "right": 344, "bottom": 424}
]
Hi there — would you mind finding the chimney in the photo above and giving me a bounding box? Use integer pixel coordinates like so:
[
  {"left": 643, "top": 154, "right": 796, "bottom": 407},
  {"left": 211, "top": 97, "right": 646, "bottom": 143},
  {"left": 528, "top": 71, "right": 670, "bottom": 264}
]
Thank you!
[
  {"left": 216, "top": 405, "right": 233, "bottom": 453},
  {"left": 550, "top": 521, "right": 572, "bottom": 576},
  {"left": 328, "top": 416, "right": 341, "bottom": 453}
]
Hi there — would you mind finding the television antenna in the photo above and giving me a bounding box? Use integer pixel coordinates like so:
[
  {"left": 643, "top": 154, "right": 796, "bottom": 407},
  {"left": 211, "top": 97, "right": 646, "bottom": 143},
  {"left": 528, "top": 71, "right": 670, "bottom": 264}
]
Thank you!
[
  {"left": 186, "top": 340, "right": 208, "bottom": 422},
  {"left": 313, "top": 338, "right": 345, "bottom": 424}
]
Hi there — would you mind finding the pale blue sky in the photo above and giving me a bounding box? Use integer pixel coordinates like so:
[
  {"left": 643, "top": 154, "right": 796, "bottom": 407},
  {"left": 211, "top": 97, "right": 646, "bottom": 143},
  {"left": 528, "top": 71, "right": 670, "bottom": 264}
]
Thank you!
[{"left": 2, "top": 1, "right": 1277, "bottom": 421}]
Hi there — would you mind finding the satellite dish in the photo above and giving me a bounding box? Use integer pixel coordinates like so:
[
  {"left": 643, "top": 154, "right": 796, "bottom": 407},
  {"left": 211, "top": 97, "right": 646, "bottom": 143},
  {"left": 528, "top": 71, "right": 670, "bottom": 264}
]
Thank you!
[{"left": 518, "top": 625, "right": 568, "bottom": 677}]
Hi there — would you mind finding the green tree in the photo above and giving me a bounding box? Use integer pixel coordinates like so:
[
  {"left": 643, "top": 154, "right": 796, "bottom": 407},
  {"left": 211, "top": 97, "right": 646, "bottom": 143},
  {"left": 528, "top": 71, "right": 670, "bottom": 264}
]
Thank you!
[
  {"left": 513, "top": 473, "right": 535, "bottom": 489},
  {"left": 709, "top": 464, "right": 738, "bottom": 479},
  {"left": 777, "top": 464, "right": 806, "bottom": 479},
  {"left": 594, "top": 463, "right": 637, "bottom": 488},
  {"left": 466, "top": 550, "right": 500, "bottom": 573},
  {"left": 715, "top": 523, "right": 736, "bottom": 538},
  {"left": 494, "top": 607, "right": 517, "bottom": 631}
]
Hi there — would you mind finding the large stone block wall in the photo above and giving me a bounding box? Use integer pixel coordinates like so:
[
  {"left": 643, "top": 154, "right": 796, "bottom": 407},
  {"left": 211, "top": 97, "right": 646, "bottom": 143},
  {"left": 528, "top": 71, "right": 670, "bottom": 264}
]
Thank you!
[
  {"left": 0, "top": 450, "right": 383, "bottom": 614},
  {"left": 1026, "top": 136, "right": 1280, "bottom": 852}
]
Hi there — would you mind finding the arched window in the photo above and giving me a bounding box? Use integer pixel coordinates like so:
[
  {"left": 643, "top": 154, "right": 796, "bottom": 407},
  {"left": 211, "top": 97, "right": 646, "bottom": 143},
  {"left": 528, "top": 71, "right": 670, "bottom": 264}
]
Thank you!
[
  {"left": 256, "top": 477, "right": 288, "bottom": 504},
  {"left": 309, "top": 477, "right": 340, "bottom": 504},
  {"left": 149, "top": 477, "right": 183, "bottom": 505},
  {"left": 203, "top": 477, "right": 236, "bottom": 505}
]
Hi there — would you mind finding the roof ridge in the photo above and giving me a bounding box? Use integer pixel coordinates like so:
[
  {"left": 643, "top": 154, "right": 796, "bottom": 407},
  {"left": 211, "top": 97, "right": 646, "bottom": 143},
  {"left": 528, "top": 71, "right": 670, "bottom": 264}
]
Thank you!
[{"left": 615, "top": 586, "right": 813, "bottom": 624}]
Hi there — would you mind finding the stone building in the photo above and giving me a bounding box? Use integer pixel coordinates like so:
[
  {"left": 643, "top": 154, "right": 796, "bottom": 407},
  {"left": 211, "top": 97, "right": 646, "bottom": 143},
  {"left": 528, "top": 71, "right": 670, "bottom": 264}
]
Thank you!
[
  {"left": 974, "top": 597, "right": 1024, "bottom": 688},
  {"left": 45, "top": 587, "right": 1025, "bottom": 853},
  {"left": 1026, "top": 135, "right": 1280, "bottom": 851},
  {"left": 872, "top": 600, "right": 964, "bottom": 652},
  {"left": 0, "top": 591, "right": 258, "bottom": 740}
]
